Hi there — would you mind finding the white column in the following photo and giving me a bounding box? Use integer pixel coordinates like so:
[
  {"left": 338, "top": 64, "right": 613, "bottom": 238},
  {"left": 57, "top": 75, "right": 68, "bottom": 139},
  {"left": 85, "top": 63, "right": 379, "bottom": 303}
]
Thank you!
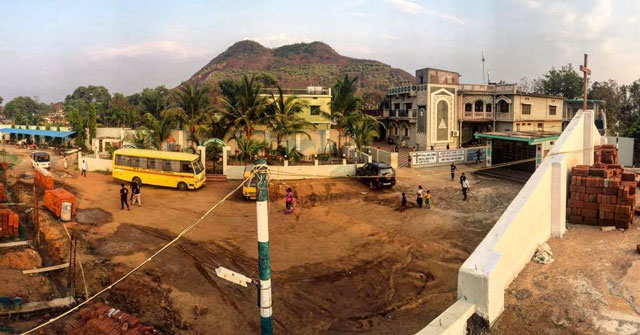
[
  {"left": 551, "top": 158, "right": 566, "bottom": 237},
  {"left": 583, "top": 110, "right": 594, "bottom": 165}
]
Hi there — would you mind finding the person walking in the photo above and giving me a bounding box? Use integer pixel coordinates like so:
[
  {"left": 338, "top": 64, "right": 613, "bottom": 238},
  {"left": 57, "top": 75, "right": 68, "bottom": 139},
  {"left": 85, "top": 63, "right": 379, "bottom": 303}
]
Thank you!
[
  {"left": 462, "top": 178, "right": 470, "bottom": 201},
  {"left": 285, "top": 188, "right": 294, "bottom": 214},
  {"left": 81, "top": 160, "right": 87, "bottom": 177},
  {"left": 446, "top": 143, "right": 450, "bottom": 150},
  {"left": 450, "top": 163, "right": 457, "bottom": 181},
  {"left": 425, "top": 190, "right": 432, "bottom": 209},
  {"left": 63, "top": 155, "right": 68, "bottom": 169},
  {"left": 120, "top": 183, "right": 130, "bottom": 210},
  {"left": 407, "top": 152, "right": 412, "bottom": 168},
  {"left": 400, "top": 193, "right": 407, "bottom": 212},
  {"left": 459, "top": 172, "right": 466, "bottom": 187},
  {"left": 130, "top": 181, "right": 141, "bottom": 207},
  {"left": 475, "top": 149, "right": 482, "bottom": 164},
  {"left": 416, "top": 185, "right": 424, "bottom": 208}
]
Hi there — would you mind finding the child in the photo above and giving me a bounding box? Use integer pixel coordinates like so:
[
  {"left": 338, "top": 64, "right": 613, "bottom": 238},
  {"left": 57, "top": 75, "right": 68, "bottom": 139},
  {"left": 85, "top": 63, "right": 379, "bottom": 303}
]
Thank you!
[
  {"left": 416, "top": 185, "right": 424, "bottom": 208},
  {"left": 425, "top": 190, "right": 432, "bottom": 209},
  {"left": 401, "top": 193, "right": 407, "bottom": 212},
  {"left": 285, "top": 188, "right": 294, "bottom": 214}
]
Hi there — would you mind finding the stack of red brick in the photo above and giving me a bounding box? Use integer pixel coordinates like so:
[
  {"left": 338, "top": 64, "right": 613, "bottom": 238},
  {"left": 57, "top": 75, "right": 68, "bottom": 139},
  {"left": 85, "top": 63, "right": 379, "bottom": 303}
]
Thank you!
[
  {"left": 64, "top": 302, "right": 156, "bottom": 335},
  {"left": 0, "top": 184, "right": 7, "bottom": 202},
  {"left": 567, "top": 145, "right": 637, "bottom": 229},
  {"left": 0, "top": 208, "right": 20, "bottom": 238},
  {"left": 44, "top": 188, "right": 76, "bottom": 218},
  {"left": 34, "top": 166, "right": 54, "bottom": 190}
]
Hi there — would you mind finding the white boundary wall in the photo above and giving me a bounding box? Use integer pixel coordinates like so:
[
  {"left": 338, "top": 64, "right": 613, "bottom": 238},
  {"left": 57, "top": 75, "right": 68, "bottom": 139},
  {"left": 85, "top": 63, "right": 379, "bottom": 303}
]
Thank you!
[
  {"left": 417, "top": 111, "right": 602, "bottom": 334},
  {"left": 78, "top": 152, "right": 113, "bottom": 172},
  {"left": 225, "top": 162, "right": 364, "bottom": 180}
]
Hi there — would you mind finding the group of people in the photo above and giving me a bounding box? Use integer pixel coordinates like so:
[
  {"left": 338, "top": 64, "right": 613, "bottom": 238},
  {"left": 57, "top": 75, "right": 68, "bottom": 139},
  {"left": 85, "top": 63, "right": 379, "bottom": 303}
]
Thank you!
[
  {"left": 119, "top": 181, "right": 142, "bottom": 210},
  {"left": 451, "top": 163, "right": 470, "bottom": 201}
]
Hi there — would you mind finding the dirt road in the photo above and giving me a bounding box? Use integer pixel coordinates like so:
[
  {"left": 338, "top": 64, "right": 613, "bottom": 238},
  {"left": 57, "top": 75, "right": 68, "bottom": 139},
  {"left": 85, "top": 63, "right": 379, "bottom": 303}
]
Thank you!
[{"left": 3, "top": 147, "right": 522, "bottom": 334}]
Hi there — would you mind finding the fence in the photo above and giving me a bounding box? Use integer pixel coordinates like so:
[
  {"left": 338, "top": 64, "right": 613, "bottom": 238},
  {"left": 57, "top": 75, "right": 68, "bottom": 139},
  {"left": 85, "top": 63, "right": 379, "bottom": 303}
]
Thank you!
[
  {"left": 364, "top": 147, "right": 399, "bottom": 170},
  {"left": 409, "top": 147, "right": 487, "bottom": 167},
  {"left": 418, "top": 111, "right": 601, "bottom": 334},
  {"left": 224, "top": 159, "right": 364, "bottom": 180},
  {"left": 77, "top": 152, "right": 113, "bottom": 172}
]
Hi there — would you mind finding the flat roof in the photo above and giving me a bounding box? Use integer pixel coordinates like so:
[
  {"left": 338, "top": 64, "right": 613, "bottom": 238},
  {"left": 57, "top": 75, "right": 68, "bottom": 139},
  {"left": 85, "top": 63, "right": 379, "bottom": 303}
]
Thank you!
[
  {"left": 564, "top": 99, "right": 606, "bottom": 104},
  {"left": 0, "top": 128, "right": 75, "bottom": 138},
  {"left": 475, "top": 131, "right": 560, "bottom": 144},
  {"left": 114, "top": 148, "right": 199, "bottom": 160}
]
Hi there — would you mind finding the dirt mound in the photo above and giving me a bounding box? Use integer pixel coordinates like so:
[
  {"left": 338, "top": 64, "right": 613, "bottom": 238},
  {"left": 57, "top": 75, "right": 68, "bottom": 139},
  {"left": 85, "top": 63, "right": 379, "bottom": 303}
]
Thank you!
[
  {"left": 0, "top": 248, "right": 42, "bottom": 270},
  {"left": 76, "top": 208, "right": 113, "bottom": 225},
  {"left": 39, "top": 218, "right": 69, "bottom": 263},
  {"left": 269, "top": 180, "right": 369, "bottom": 208}
]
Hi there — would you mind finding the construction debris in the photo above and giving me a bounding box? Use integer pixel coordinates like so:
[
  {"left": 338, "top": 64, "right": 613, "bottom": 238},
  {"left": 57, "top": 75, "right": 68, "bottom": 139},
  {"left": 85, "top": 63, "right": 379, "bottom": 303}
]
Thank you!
[
  {"left": 567, "top": 145, "right": 636, "bottom": 230},
  {"left": 532, "top": 243, "right": 554, "bottom": 264},
  {"left": 63, "top": 302, "right": 156, "bottom": 335}
]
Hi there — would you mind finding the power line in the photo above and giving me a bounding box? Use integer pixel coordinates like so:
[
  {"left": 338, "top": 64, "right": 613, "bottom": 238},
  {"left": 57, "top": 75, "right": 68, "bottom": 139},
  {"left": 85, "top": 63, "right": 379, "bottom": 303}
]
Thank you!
[{"left": 20, "top": 172, "right": 256, "bottom": 335}]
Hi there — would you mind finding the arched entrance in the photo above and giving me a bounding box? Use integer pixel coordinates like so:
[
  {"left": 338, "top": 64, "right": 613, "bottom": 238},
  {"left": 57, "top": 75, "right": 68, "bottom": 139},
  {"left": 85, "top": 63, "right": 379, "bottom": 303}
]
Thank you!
[{"left": 202, "top": 138, "right": 227, "bottom": 174}]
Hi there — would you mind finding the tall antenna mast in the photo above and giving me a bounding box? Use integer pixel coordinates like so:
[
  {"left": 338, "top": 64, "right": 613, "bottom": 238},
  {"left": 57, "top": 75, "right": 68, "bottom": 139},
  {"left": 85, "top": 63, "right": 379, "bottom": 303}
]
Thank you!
[{"left": 482, "top": 51, "right": 486, "bottom": 84}]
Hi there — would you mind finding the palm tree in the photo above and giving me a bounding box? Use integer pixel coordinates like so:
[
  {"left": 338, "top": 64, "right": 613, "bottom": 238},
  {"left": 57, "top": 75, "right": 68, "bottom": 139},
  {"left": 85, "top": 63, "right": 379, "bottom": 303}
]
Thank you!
[
  {"left": 144, "top": 113, "right": 175, "bottom": 150},
  {"left": 196, "top": 112, "right": 233, "bottom": 172},
  {"left": 345, "top": 112, "right": 381, "bottom": 151},
  {"left": 323, "top": 75, "right": 362, "bottom": 152},
  {"left": 221, "top": 75, "right": 267, "bottom": 139},
  {"left": 124, "top": 128, "right": 153, "bottom": 149},
  {"left": 233, "top": 135, "right": 267, "bottom": 162},
  {"left": 265, "top": 86, "right": 315, "bottom": 150},
  {"left": 164, "top": 82, "right": 211, "bottom": 150}
]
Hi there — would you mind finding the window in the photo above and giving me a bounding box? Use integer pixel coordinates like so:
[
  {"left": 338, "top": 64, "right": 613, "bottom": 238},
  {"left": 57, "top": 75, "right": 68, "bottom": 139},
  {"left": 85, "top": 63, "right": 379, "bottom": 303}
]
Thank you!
[
  {"left": 310, "top": 105, "right": 321, "bottom": 115},
  {"left": 549, "top": 106, "right": 557, "bottom": 115},
  {"left": 475, "top": 101, "right": 483, "bottom": 112},
  {"left": 137, "top": 157, "right": 147, "bottom": 169},
  {"left": 498, "top": 100, "right": 509, "bottom": 113},
  {"left": 486, "top": 104, "right": 492, "bottom": 113},
  {"left": 419, "top": 76, "right": 424, "bottom": 84},
  {"left": 404, "top": 128, "right": 408, "bottom": 136},
  {"left": 394, "top": 103, "right": 400, "bottom": 110},
  {"left": 405, "top": 103, "right": 412, "bottom": 110},
  {"left": 538, "top": 123, "right": 543, "bottom": 129},
  {"left": 465, "top": 103, "right": 472, "bottom": 112},
  {"left": 147, "top": 158, "right": 161, "bottom": 171},
  {"left": 394, "top": 127, "right": 398, "bottom": 135},
  {"left": 181, "top": 161, "right": 194, "bottom": 174},
  {"left": 163, "top": 160, "right": 181, "bottom": 172},
  {"left": 521, "top": 104, "right": 531, "bottom": 115}
]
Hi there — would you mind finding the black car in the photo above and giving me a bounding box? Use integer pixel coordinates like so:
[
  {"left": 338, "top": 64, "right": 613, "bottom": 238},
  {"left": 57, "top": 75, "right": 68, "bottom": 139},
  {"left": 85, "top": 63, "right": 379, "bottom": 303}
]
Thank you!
[{"left": 356, "top": 162, "right": 396, "bottom": 189}]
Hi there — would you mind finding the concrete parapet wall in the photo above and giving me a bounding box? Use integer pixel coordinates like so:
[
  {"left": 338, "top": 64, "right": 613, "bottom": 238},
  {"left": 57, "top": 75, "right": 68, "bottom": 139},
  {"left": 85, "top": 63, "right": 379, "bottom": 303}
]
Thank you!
[
  {"left": 416, "top": 111, "right": 602, "bottom": 334},
  {"left": 225, "top": 162, "right": 363, "bottom": 180},
  {"left": 416, "top": 300, "right": 475, "bottom": 335}
]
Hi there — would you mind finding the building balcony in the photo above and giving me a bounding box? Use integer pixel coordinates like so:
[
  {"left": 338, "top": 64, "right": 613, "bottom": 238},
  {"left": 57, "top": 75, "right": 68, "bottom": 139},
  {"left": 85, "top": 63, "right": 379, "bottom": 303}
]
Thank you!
[
  {"left": 463, "top": 111, "right": 494, "bottom": 121},
  {"left": 389, "top": 109, "right": 417, "bottom": 118},
  {"left": 494, "top": 112, "right": 514, "bottom": 121}
]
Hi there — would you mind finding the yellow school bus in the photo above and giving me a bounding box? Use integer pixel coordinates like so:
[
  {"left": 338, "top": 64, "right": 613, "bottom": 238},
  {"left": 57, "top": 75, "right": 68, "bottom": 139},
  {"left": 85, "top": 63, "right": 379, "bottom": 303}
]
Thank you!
[{"left": 112, "top": 148, "right": 206, "bottom": 191}]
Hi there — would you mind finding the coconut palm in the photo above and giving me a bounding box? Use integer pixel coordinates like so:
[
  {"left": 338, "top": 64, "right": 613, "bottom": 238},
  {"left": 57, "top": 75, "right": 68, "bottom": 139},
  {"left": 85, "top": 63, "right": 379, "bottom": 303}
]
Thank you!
[
  {"left": 123, "top": 128, "right": 153, "bottom": 149},
  {"left": 196, "top": 112, "right": 233, "bottom": 172},
  {"left": 233, "top": 135, "right": 267, "bottom": 162},
  {"left": 143, "top": 113, "right": 175, "bottom": 150},
  {"left": 163, "top": 82, "right": 211, "bottom": 149},
  {"left": 221, "top": 75, "right": 268, "bottom": 139},
  {"left": 265, "top": 86, "right": 315, "bottom": 150},
  {"left": 323, "top": 75, "right": 362, "bottom": 152},
  {"left": 345, "top": 112, "right": 381, "bottom": 151}
]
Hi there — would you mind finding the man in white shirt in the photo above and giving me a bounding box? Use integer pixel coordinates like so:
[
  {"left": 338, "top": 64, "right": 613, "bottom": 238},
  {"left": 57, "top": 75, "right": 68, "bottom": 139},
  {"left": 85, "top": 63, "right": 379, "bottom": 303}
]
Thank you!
[
  {"left": 81, "top": 160, "right": 87, "bottom": 177},
  {"left": 462, "top": 178, "right": 470, "bottom": 201}
]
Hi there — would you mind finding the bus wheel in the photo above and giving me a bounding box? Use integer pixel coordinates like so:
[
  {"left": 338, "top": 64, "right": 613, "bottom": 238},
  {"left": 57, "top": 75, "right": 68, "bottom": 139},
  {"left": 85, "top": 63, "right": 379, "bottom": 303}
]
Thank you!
[
  {"left": 132, "top": 177, "right": 141, "bottom": 185},
  {"left": 178, "top": 182, "right": 189, "bottom": 191}
]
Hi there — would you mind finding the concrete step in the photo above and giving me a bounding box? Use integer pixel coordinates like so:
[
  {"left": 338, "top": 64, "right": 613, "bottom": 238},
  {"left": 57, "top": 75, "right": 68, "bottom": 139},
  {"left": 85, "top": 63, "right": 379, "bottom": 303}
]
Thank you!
[
  {"left": 206, "top": 174, "right": 227, "bottom": 182},
  {"left": 474, "top": 167, "right": 531, "bottom": 184}
]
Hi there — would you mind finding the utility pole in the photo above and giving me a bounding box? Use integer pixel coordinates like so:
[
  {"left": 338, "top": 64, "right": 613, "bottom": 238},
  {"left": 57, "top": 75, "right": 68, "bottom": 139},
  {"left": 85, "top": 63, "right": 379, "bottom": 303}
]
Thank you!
[
  {"left": 254, "top": 159, "right": 272, "bottom": 335},
  {"left": 482, "top": 51, "right": 486, "bottom": 84}
]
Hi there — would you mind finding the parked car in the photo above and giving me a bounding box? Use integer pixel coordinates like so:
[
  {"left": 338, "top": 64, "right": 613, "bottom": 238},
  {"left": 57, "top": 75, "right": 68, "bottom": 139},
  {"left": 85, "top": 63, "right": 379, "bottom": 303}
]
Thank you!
[
  {"left": 31, "top": 151, "right": 51, "bottom": 169},
  {"left": 355, "top": 162, "right": 396, "bottom": 189},
  {"left": 242, "top": 165, "right": 258, "bottom": 200}
]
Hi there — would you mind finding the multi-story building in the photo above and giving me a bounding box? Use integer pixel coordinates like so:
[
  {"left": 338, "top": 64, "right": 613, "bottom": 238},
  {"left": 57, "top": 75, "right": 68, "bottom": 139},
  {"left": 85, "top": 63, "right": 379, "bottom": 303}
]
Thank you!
[
  {"left": 563, "top": 99, "right": 606, "bottom": 132},
  {"left": 382, "top": 67, "right": 565, "bottom": 149}
]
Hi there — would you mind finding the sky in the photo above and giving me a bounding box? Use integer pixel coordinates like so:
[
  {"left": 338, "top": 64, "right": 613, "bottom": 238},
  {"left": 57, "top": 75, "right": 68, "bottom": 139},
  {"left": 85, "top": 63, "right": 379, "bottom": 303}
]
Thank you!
[{"left": 1, "top": 0, "right": 639, "bottom": 103}]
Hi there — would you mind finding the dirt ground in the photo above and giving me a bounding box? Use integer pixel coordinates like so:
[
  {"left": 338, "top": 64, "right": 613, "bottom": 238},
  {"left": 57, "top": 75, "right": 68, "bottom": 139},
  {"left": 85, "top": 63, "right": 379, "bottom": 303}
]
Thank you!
[
  {"left": 491, "top": 220, "right": 640, "bottom": 335},
  {"left": 1, "top": 146, "right": 523, "bottom": 335}
]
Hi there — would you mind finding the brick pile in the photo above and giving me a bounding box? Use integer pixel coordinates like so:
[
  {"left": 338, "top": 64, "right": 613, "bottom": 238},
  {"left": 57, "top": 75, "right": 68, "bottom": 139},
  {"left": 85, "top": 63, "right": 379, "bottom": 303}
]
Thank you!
[
  {"left": 567, "top": 145, "right": 637, "bottom": 229},
  {"left": 44, "top": 188, "right": 76, "bottom": 218},
  {"left": 34, "top": 166, "right": 54, "bottom": 190},
  {"left": 0, "top": 184, "right": 7, "bottom": 202},
  {"left": 0, "top": 208, "right": 20, "bottom": 238},
  {"left": 64, "top": 302, "right": 156, "bottom": 335}
]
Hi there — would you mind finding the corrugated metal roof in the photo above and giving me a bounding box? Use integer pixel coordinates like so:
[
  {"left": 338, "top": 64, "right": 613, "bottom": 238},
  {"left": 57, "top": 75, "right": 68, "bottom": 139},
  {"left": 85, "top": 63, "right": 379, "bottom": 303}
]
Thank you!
[{"left": 0, "top": 128, "right": 75, "bottom": 138}]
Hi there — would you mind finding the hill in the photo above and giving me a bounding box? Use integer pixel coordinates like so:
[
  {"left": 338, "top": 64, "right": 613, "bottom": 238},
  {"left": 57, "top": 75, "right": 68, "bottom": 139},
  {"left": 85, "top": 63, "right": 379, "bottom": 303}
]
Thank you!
[{"left": 188, "top": 40, "right": 414, "bottom": 96}]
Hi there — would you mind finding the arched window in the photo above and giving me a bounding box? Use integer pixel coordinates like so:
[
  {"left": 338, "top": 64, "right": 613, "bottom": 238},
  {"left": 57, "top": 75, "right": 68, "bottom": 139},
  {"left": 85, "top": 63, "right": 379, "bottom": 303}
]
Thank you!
[
  {"left": 437, "top": 100, "right": 449, "bottom": 141},
  {"left": 475, "top": 101, "right": 483, "bottom": 112},
  {"left": 498, "top": 100, "right": 510, "bottom": 113},
  {"left": 486, "top": 104, "right": 492, "bottom": 113},
  {"left": 465, "top": 103, "right": 472, "bottom": 112}
]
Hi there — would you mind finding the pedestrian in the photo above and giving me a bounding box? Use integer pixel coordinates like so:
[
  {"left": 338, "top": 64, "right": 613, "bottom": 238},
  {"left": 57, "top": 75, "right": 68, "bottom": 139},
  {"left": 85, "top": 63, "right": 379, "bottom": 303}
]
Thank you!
[
  {"left": 81, "top": 160, "right": 87, "bottom": 177},
  {"left": 450, "top": 163, "right": 457, "bottom": 181},
  {"left": 462, "top": 178, "right": 470, "bottom": 201},
  {"left": 131, "top": 181, "right": 141, "bottom": 207},
  {"left": 63, "top": 155, "right": 68, "bottom": 170},
  {"left": 120, "top": 183, "right": 130, "bottom": 210},
  {"left": 475, "top": 149, "right": 482, "bottom": 164},
  {"left": 285, "top": 188, "right": 294, "bottom": 214},
  {"left": 446, "top": 143, "right": 450, "bottom": 150},
  {"left": 407, "top": 152, "right": 412, "bottom": 168},
  {"left": 394, "top": 145, "right": 399, "bottom": 153},
  {"left": 459, "top": 172, "right": 466, "bottom": 186},
  {"left": 430, "top": 145, "right": 434, "bottom": 151},
  {"left": 416, "top": 185, "right": 424, "bottom": 208},
  {"left": 400, "top": 193, "right": 407, "bottom": 212},
  {"left": 425, "top": 190, "right": 432, "bottom": 209}
]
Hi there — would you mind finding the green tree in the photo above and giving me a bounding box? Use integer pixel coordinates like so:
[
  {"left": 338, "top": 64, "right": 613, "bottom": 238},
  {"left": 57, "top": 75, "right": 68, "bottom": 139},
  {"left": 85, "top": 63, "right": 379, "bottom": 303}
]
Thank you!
[
  {"left": 67, "top": 105, "right": 87, "bottom": 150},
  {"left": 345, "top": 112, "right": 381, "bottom": 151},
  {"left": 324, "top": 74, "right": 362, "bottom": 151},
  {"left": 124, "top": 128, "right": 153, "bottom": 149},
  {"left": 108, "top": 93, "right": 140, "bottom": 127},
  {"left": 221, "top": 75, "right": 268, "bottom": 139},
  {"left": 264, "top": 86, "right": 314, "bottom": 150},
  {"left": 143, "top": 113, "right": 175, "bottom": 150},
  {"left": 4, "top": 96, "right": 49, "bottom": 124},
  {"left": 233, "top": 135, "right": 267, "bottom": 162},
  {"left": 589, "top": 80, "right": 622, "bottom": 133},
  {"left": 140, "top": 86, "right": 169, "bottom": 119},
  {"left": 537, "top": 64, "right": 584, "bottom": 99},
  {"left": 164, "top": 82, "right": 212, "bottom": 149}
]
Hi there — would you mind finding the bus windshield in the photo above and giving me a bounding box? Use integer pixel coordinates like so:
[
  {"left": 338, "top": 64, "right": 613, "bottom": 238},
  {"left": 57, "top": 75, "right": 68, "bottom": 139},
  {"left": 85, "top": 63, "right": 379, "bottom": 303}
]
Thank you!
[{"left": 192, "top": 159, "right": 204, "bottom": 175}]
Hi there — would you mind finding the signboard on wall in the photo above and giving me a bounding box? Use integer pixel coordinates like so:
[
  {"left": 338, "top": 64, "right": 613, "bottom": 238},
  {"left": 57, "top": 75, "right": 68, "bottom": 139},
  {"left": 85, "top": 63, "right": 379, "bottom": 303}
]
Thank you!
[
  {"left": 415, "top": 152, "right": 437, "bottom": 165},
  {"left": 466, "top": 148, "right": 486, "bottom": 162},
  {"left": 438, "top": 149, "right": 465, "bottom": 163}
]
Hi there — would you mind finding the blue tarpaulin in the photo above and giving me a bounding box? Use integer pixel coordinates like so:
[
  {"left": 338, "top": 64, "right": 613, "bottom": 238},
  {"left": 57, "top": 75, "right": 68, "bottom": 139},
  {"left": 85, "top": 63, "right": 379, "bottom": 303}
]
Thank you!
[{"left": 0, "top": 128, "right": 75, "bottom": 138}]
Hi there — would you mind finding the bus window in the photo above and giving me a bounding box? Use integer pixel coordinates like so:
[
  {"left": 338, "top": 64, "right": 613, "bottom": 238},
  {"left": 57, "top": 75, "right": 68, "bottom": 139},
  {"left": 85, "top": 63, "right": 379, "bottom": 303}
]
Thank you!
[
  {"left": 181, "top": 161, "right": 194, "bottom": 174},
  {"left": 147, "top": 158, "right": 161, "bottom": 170},
  {"left": 115, "top": 155, "right": 127, "bottom": 166},
  {"left": 163, "top": 160, "right": 181, "bottom": 172},
  {"left": 192, "top": 159, "right": 204, "bottom": 174},
  {"left": 137, "top": 157, "right": 147, "bottom": 169}
]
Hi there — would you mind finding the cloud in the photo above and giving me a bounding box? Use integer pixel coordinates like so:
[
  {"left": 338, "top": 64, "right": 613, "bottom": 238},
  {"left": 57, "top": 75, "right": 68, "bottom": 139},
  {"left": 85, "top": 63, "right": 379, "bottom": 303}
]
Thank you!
[
  {"left": 384, "top": 0, "right": 465, "bottom": 25},
  {"left": 584, "top": 0, "right": 612, "bottom": 35},
  {"left": 381, "top": 33, "right": 398, "bottom": 40},
  {"left": 85, "top": 41, "right": 208, "bottom": 61}
]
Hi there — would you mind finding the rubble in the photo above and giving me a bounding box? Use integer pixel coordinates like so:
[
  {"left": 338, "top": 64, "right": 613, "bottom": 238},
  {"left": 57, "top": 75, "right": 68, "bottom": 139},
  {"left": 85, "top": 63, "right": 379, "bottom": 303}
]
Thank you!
[
  {"left": 532, "top": 243, "right": 554, "bottom": 264},
  {"left": 63, "top": 302, "right": 156, "bottom": 335}
]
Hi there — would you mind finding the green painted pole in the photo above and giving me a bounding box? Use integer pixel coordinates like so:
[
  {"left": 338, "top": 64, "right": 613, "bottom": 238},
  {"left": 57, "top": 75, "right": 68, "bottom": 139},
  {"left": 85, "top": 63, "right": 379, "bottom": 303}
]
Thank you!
[{"left": 255, "top": 159, "right": 272, "bottom": 335}]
